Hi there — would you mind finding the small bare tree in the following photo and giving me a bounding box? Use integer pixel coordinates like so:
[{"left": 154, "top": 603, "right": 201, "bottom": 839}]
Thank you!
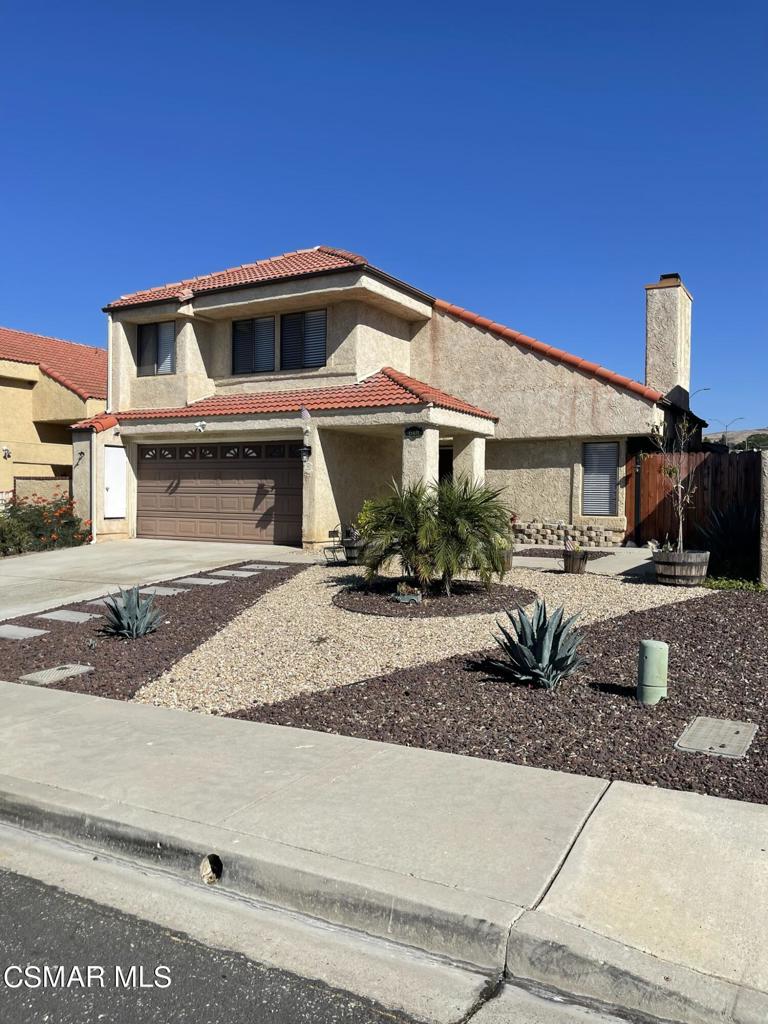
[{"left": 649, "top": 414, "right": 698, "bottom": 553}]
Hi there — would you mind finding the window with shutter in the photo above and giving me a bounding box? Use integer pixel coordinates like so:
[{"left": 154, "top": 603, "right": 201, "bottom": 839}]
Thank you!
[
  {"left": 232, "top": 317, "right": 275, "bottom": 374},
  {"left": 137, "top": 322, "right": 176, "bottom": 376},
  {"left": 280, "top": 310, "right": 326, "bottom": 370},
  {"left": 582, "top": 442, "right": 619, "bottom": 516}
]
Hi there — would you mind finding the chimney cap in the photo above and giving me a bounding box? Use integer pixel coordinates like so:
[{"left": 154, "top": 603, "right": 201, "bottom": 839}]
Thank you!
[{"left": 645, "top": 273, "right": 692, "bottom": 299}]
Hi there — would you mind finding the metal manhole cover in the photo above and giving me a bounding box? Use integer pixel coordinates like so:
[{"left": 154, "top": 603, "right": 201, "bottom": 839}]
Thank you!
[{"left": 675, "top": 716, "right": 758, "bottom": 759}]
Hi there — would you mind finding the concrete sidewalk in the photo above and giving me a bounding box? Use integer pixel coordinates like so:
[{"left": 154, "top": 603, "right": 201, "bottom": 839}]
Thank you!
[
  {"left": 1, "top": 681, "right": 766, "bottom": 1024},
  {"left": 0, "top": 538, "right": 313, "bottom": 619},
  {"left": 514, "top": 546, "right": 654, "bottom": 578}
]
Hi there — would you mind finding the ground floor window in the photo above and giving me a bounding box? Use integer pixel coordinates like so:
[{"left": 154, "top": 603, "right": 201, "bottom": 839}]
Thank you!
[{"left": 582, "top": 442, "right": 618, "bottom": 515}]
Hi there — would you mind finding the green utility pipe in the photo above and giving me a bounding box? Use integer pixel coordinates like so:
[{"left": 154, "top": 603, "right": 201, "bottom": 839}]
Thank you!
[{"left": 637, "top": 640, "right": 669, "bottom": 705}]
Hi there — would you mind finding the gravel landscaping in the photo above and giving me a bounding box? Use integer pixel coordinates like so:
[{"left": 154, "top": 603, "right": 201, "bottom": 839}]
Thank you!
[
  {"left": 332, "top": 576, "right": 538, "bottom": 618},
  {"left": 135, "top": 564, "right": 706, "bottom": 714},
  {"left": 0, "top": 564, "right": 303, "bottom": 700},
  {"left": 233, "top": 589, "right": 768, "bottom": 804},
  {"left": 516, "top": 547, "right": 611, "bottom": 561}
]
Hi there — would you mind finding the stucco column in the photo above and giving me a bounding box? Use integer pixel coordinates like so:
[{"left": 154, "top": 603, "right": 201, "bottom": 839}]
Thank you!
[
  {"left": 301, "top": 424, "right": 338, "bottom": 549},
  {"left": 401, "top": 425, "right": 439, "bottom": 489},
  {"left": 452, "top": 435, "right": 485, "bottom": 485},
  {"left": 760, "top": 451, "right": 768, "bottom": 588}
]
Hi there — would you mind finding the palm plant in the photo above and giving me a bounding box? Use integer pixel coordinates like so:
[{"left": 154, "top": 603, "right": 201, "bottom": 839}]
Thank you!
[
  {"left": 359, "top": 476, "right": 512, "bottom": 594},
  {"left": 423, "top": 476, "right": 510, "bottom": 595},
  {"left": 359, "top": 480, "right": 436, "bottom": 591}
]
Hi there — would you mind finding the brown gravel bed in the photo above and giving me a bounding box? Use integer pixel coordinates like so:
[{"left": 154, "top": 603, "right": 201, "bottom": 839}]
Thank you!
[
  {"left": 332, "top": 576, "right": 538, "bottom": 618},
  {"left": 516, "top": 547, "right": 611, "bottom": 561},
  {"left": 232, "top": 590, "right": 768, "bottom": 804},
  {"left": 0, "top": 564, "right": 304, "bottom": 700}
]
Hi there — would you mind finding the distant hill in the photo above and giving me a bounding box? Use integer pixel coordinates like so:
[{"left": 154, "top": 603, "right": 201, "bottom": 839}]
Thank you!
[{"left": 703, "top": 427, "right": 768, "bottom": 449}]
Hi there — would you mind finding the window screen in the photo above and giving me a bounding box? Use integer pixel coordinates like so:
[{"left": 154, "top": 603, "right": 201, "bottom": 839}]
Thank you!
[
  {"left": 232, "top": 317, "right": 275, "bottom": 374},
  {"left": 137, "top": 322, "right": 175, "bottom": 376},
  {"left": 582, "top": 442, "right": 619, "bottom": 515},
  {"left": 280, "top": 309, "right": 327, "bottom": 370}
]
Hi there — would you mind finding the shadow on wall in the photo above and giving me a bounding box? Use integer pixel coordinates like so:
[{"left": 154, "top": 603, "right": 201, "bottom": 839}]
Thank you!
[{"left": 322, "top": 430, "right": 403, "bottom": 529}]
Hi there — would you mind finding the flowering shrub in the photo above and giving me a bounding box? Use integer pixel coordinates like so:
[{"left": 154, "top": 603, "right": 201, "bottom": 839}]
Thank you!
[{"left": 0, "top": 492, "right": 91, "bottom": 556}]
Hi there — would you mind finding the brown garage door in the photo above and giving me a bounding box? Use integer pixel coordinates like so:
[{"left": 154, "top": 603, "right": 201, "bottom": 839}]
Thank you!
[{"left": 137, "top": 441, "right": 303, "bottom": 544}]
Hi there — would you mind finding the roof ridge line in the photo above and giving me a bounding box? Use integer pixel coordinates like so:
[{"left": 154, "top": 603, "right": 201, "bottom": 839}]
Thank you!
[{"left": 433, "top": 299, "right": 664, "bottom": 403}]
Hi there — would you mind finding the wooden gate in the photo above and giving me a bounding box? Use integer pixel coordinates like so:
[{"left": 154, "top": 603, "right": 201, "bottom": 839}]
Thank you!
[{"left": 625, "top": 450, "right": 761, "bottom": 546}]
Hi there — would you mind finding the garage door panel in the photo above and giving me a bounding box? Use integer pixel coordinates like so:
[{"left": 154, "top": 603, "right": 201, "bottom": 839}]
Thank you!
[{"left": 137, "top": 443, "right": 302, "bottom": 544}]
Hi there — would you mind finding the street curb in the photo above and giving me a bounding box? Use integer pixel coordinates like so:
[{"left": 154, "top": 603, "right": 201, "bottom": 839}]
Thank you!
[
  {"left": 506, "top": 910, "right": 768, "bottom": 1024},
  {"left": 0, "top": 775, "right": 518, "bottom": 975}
]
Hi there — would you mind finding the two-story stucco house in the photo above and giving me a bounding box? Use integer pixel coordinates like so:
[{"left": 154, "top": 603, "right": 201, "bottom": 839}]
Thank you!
[
  {"left": 72, "top": 247, "right": 696, "bottom": 549},
  {"left": 0, "top": 326, "right": 107, "bottom": 504}
]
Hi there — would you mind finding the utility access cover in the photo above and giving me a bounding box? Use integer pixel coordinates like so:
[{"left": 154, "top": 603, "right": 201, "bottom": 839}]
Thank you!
[{"left": 675, "top": 716, "right": 758, "bottom": 759}]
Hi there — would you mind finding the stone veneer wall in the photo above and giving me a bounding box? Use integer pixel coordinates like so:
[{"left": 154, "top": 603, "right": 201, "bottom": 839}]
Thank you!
[{"left": 513, "top": 521, "right": 622, "bottom": 548}]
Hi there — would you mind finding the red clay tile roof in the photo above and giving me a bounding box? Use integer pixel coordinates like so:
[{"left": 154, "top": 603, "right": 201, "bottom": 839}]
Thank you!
[
  {"left": 105, "top": 246, "right": 368, "bottom": 310},
  {"left": 433, "top": 300, "right": 664, "bottom": 403},
  {"left": 72, "top": 368, "right": 496, "bottom": 429},
  {"left": 0, "top": 325, "right": 108, "bottom": 401},
  {"left": 106, "top": 244, "right": 662, "bottom": 405}
]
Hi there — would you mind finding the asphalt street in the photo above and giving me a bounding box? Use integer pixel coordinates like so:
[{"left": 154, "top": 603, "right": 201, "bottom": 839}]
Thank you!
[{"left": 0, "top": 868, "right": 416, "bottom": 1024}]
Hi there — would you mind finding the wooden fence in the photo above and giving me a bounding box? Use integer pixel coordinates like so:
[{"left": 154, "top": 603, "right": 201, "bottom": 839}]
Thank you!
[{"left": 625, "top": 450, "right": 762, "bottom": 546}]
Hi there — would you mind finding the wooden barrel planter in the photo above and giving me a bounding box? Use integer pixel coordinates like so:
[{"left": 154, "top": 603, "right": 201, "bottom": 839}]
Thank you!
[
  {"left": 563, "top": 550, "right": 588, "bottom": 574},
  {"left": 652, "top": 550, "right": 709, "bottom": 587}
]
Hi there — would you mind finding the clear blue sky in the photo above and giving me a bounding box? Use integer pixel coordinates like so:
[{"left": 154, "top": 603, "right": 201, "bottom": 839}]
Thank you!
[{"left": 1, "top": 1, "right": 765, "bottom": 426}]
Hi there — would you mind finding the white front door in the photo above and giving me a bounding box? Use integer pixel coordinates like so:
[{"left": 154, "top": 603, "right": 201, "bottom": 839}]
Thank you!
[{"left": 104, "top": 445, "right": 128, "bottom": 519}]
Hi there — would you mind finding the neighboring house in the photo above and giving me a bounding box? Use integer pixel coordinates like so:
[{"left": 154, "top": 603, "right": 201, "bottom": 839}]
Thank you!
[
  {"left": 0, "top": 326, "right": 107, "bottom": 504},
  {"left": 72, "top": 247, "right": 697, "bottom": 548}
]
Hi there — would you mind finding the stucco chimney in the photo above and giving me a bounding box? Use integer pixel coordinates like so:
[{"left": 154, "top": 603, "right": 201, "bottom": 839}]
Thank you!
[{"left": 644, "top": 273, "right": 692, "bottom": 407}]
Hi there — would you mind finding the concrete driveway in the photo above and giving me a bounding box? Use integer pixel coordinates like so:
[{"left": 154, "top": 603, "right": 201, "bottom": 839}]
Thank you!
[{"left": 0, "top": 539, "right": 314, "bottom": 620}]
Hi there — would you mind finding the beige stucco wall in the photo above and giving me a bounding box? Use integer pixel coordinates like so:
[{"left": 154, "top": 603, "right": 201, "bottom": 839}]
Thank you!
[
  {"left": 0, "top": 360, "right": 103, "bottom": 494},
  {"left": 486, "top": 437, "right": 627, "bottom": 530},
  {"left": 411, "top": 310, "right": 663, "bottom": 441}
]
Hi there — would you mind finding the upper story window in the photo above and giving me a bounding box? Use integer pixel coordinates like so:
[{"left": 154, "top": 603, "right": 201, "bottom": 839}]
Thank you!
[
  {"left": 137, "top": 322, "right": 176, "bottom": 376},
  {"left": 280, "top": 309, "right": 327, "bottom": 370},
  {"left": 232, "top": 316, "right": 275, "bottom": 375},
  {"left": 582, "top": 442, "right": 619, "bottom": 516}
]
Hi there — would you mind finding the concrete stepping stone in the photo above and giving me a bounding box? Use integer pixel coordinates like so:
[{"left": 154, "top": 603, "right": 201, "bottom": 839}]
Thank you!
[
  {"left": 0, "top": 624, "right": 49, "bottom": 640},
  {"left": 172, "top": 576, "right": 227, "bottom": 586},
  {"left": 88, "top": 596, "right": 124, "bottom": 608},
  {"left": 36, "top": 610, "right": 101, "bottom": 624},
  {"left": 139, "top": 585, "right": 188, "bottom": 596},
  {"left": 19, "top": 664, "right": 94, "bottom": 687},
  {"left": 209, "top": 569, "right": 258, "bottom": 578},
  {"left": 241, "top": 563, "right": 287, "bottom": 571}
]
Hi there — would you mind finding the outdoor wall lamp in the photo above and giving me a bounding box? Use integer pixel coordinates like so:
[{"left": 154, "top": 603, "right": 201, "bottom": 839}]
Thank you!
[
  {"left": 404, "top": 426, "right": 424, "bottom": 440},
  {"left": 298, "top": 445, "right": 312, "bottom": 463},
  {"left": 1, "top": 446, "right": 11, "bottom": 460},
  {"left": 194, "top": 421, "right": 208, "bottom": 432}
]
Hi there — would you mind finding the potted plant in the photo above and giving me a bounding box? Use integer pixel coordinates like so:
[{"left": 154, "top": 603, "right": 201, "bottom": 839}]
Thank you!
[
  {"left": 342, "top": 524, "right": 364, "bottom": 565},
  {"left": 394, "top": 581, "right": 422, "bottom": 605},
  {"left": 649, "top": 416, "right": 710, "bottom": 586},
  {"left": 562, "top": 538, "right": 588, "bottom": 574}
]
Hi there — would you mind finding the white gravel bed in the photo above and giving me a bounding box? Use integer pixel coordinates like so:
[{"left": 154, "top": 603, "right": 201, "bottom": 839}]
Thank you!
[{"left": 134, "top": 565, "right": 710, "bottom": 715}]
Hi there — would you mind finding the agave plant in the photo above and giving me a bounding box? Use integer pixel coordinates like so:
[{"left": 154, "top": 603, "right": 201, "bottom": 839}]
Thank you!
[
  {"left": 102, "top": 586, "right": 163, "bottom": 639},
  {"left": 489, "top": 599, "right": 585, "bottom": 691}
]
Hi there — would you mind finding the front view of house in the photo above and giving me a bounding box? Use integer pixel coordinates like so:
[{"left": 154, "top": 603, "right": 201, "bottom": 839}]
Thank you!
[{"left": 73, "top": 247, "right": 696, "bottom": 549}]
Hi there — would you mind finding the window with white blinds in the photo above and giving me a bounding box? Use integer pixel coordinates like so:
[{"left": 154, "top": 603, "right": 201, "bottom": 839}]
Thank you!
[
  {"left": 582, "top": 442, "right": 619, "bottom": 516},
  {"left": 137, "top": 322, "right": 176, "bottom": 376},
  {"left": 280, "top": 309, "right": 327, "bottom": 370},
  {"left": 232, "top": 316, "right": 275, "bottom": 374}
]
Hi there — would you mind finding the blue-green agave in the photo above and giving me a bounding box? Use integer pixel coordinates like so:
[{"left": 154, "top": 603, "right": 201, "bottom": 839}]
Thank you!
[
  {"left": 490, "top": 599, "right": 585, "bottom": 691},
  {"left": 103, "top": 586, "right": 163, "bottom": 639}
]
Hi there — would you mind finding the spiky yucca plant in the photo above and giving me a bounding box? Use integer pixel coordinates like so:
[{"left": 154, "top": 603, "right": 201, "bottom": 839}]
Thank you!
[
  {"left": 489, "top": 600, "right": 585, "bottom": 691},
  {"left": 103, "top": 586, "right": 163, "bottom": 639}
]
